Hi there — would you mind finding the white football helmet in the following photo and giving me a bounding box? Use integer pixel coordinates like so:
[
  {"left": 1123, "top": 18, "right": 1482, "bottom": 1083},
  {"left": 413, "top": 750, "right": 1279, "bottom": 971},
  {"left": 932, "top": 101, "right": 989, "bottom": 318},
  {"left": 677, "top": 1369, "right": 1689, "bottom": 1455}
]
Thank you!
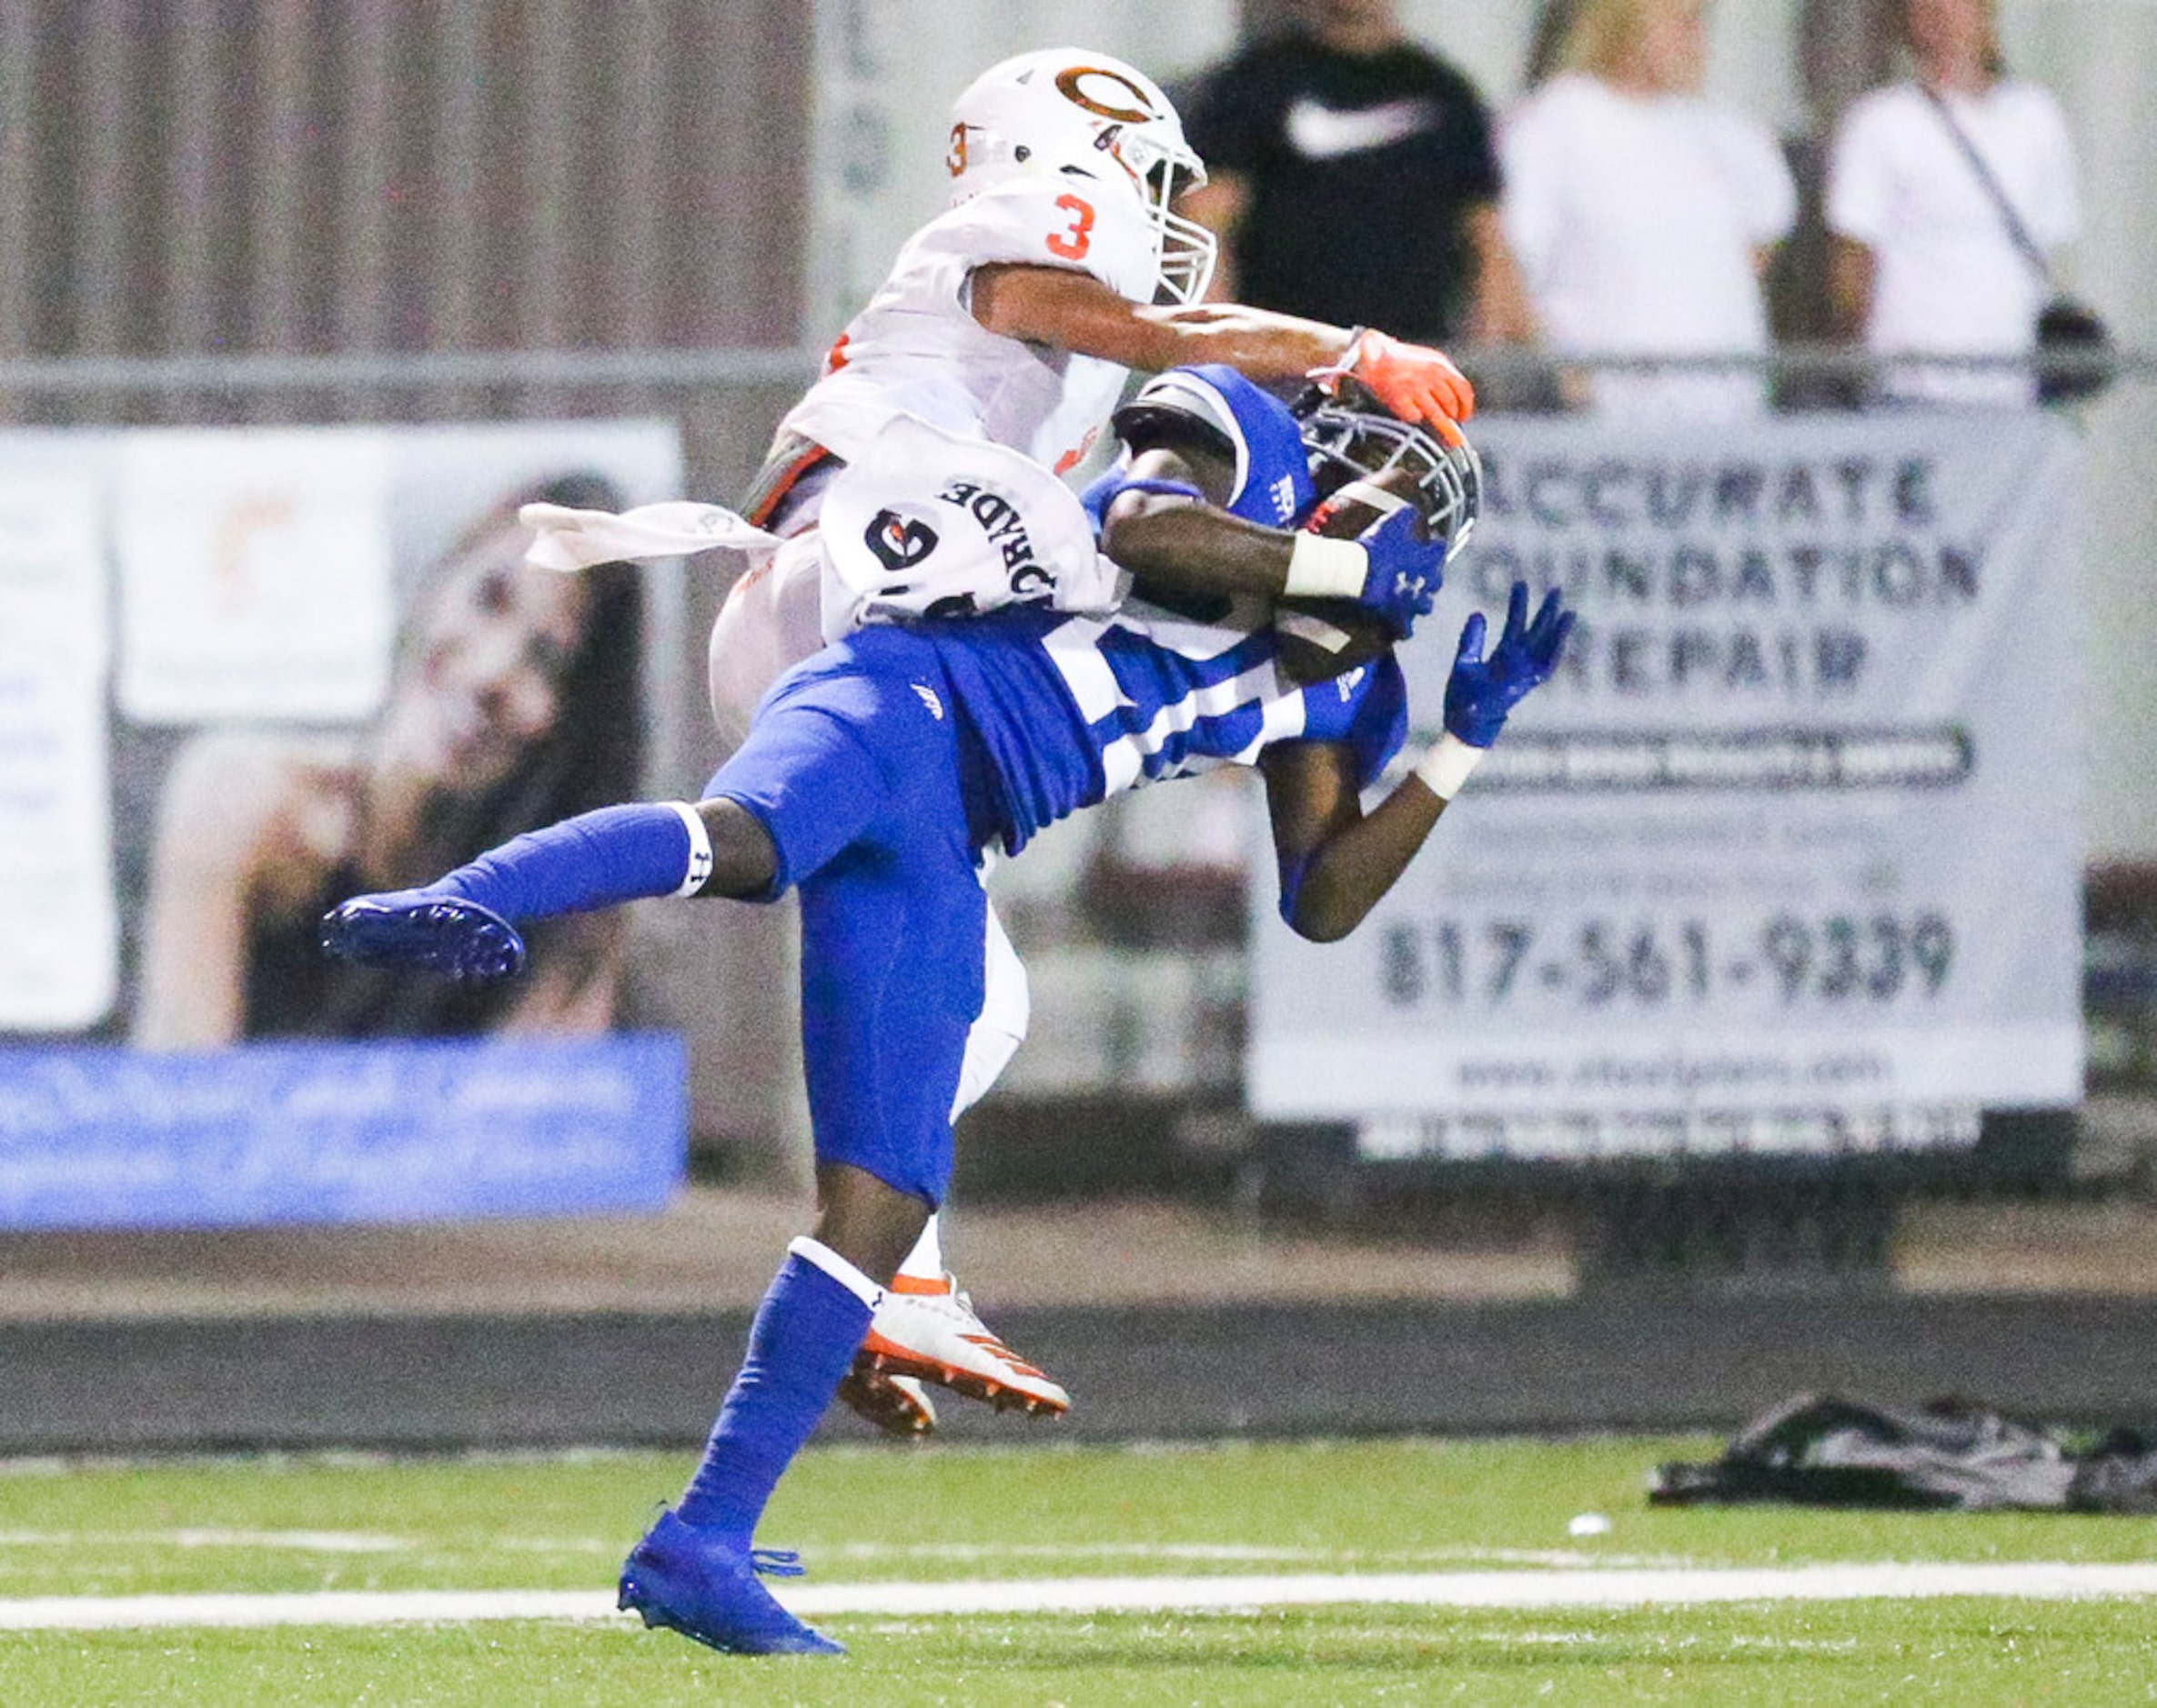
[{"left": 946, "top": 47, "right": 1217, "bottom": 306}]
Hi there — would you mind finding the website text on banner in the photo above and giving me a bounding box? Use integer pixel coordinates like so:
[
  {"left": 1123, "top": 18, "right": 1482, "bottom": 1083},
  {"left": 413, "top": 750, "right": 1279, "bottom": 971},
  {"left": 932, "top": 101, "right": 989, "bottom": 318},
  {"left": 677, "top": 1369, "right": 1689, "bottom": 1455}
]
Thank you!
[
  {"left": 1250, "top": 412, "right": 2083, "bottom": 1147},
  {"left": 0, "top": 1036, "right": 687, "bottom": 1230}
]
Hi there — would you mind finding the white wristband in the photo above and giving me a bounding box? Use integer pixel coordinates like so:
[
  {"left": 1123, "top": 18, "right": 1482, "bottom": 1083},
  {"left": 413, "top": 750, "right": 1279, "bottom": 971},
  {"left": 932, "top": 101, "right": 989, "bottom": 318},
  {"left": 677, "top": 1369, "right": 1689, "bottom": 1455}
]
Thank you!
[
  {"left": 1415, "top": 732, "right": 1487, "bottom": 800},
  {"left": 664, "top": 801, "right": 714, "bottom": 898},
  {"left": 1285, "top": 531, "right": 1368, "bottom": 598}
]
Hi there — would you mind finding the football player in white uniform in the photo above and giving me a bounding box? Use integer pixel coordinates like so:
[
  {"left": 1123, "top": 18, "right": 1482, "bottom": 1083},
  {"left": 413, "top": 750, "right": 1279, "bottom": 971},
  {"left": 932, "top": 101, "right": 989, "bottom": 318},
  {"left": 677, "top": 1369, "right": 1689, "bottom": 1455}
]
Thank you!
[
  {"left": 542, "top": 46, "right": 1482, "bottom": 1439},
  {"left": 742, "top": 47, "right": 1475, "bottom": 533}
]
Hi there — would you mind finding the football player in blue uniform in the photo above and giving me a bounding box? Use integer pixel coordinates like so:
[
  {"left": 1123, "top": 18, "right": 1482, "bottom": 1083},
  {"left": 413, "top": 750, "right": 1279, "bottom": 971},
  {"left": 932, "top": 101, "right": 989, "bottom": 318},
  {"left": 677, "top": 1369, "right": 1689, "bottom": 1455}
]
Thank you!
[
  {"left": 322, "top": 372, "right": 1568, "bottom": 1656},
  {"left": 552, "top": 45, "right": 1477, "bottom": 1441}
]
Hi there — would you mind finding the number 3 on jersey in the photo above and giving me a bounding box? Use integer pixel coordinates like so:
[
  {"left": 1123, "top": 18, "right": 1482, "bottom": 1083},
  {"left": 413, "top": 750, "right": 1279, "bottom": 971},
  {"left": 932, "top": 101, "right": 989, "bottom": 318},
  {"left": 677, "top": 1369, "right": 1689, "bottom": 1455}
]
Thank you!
[{"left": 1046, "top": 194, "right": 1094, "bottom": 261}]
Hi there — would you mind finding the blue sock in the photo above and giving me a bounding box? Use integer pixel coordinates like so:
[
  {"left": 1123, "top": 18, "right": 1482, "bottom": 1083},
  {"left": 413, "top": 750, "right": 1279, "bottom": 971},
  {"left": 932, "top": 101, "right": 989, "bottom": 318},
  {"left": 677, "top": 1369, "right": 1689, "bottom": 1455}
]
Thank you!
[
  {"left": 676, "top": 1251, "right": 872, "bottom": 1546},
  {"left": 426, "top": 803, "right": 697, "bottom": 921}
]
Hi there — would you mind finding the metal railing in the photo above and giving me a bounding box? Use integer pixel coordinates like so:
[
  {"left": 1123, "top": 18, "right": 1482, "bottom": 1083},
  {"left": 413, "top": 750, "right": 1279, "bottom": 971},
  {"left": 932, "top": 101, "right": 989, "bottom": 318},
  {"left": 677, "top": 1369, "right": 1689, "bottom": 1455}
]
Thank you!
[{"left": 0, "top": 341, "right": 2142, "bottom": 400}]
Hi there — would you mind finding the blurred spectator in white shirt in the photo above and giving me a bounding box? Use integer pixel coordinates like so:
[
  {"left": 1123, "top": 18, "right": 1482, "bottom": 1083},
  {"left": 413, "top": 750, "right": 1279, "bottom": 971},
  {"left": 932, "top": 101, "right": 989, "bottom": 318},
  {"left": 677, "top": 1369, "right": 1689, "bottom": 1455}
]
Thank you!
[
  {"left": 1826, "top": 0, "right": 2081, "bottom": 407},
  {"left": 1500, "top": 0, "right": 1796, "bottom": 422}
]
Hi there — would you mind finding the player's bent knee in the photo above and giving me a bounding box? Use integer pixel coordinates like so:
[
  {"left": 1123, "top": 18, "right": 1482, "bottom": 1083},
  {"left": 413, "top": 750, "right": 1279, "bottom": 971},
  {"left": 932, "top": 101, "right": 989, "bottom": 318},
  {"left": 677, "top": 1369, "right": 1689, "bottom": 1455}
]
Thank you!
[{"left": 812, "top": 1163, "right": 935, "bottom": 1286}]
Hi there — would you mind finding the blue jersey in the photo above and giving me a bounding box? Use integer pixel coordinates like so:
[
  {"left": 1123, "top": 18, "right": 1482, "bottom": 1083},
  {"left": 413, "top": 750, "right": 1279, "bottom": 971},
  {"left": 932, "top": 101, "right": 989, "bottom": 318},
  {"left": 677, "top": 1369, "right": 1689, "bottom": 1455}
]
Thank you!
[
  {"left": 930, "top": 367, "right": 1406, "bottom": 853},
  {"left": 1080, "top": 364, "right": 1317, "bottom": 529},
  {"left": 932, "top": 600, "right": 1403, "bottom": 854},
  {"left": 712, "top": 367, "right": 1406, "bottom": 1204}
]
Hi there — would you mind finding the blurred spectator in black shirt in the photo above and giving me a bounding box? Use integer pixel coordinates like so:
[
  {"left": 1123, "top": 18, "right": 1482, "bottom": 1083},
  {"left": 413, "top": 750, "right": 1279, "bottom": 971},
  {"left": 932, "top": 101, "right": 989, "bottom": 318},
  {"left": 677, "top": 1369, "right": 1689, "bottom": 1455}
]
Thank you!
[{"left": 1178, "top": 0, "right": 1537, "bottom": 348}]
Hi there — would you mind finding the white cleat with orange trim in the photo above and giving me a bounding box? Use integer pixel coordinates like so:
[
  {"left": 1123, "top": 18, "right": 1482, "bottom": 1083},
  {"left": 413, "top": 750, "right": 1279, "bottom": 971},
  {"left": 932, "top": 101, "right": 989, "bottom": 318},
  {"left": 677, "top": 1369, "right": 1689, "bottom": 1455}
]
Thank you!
[{"left": 855, "top": 1273, "right": 1070, "bottom": 1420}]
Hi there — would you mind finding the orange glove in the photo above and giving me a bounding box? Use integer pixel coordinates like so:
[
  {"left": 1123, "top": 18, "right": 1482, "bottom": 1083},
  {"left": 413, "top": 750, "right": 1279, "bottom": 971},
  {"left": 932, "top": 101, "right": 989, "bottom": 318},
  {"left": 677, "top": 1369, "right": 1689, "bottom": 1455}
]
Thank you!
[{"left": 1311, "top": 328, "right": 1474, "bottom": 444}]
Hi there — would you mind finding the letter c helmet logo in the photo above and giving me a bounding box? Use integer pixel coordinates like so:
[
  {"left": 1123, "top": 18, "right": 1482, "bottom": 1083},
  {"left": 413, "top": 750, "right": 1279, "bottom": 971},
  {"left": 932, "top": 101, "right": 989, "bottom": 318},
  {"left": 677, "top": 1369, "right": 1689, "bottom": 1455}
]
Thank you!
[{"left": 1054, "top": 65, "right": 1157, "bottom": 125}]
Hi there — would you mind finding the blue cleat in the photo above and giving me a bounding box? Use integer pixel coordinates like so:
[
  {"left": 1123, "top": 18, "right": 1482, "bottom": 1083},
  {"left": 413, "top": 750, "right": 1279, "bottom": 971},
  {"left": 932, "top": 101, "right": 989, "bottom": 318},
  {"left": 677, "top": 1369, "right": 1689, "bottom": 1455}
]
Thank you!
[
  {"left": 618, "top": 1510, "right": 843, "bottom": 1657},
  {"left": 318, "top": 891, "right": 528, "bottom": 981}
]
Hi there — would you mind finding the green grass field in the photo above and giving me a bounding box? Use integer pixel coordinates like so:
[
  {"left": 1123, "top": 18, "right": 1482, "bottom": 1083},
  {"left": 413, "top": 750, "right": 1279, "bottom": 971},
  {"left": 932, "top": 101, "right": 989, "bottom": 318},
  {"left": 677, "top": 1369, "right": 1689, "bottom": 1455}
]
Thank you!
[{"left": 3, "top": 1436, "right": 2154, "bottom": 1704}]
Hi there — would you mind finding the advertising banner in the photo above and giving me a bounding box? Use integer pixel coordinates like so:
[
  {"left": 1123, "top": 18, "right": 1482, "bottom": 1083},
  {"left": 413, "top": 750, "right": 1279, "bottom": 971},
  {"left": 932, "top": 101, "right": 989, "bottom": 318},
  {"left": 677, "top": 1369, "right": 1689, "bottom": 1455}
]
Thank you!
[
  {"left": 116, "top": 427, "right": 398, "bottom": 724},
  {"left": 0, "top": 1035, "right": 684, "bottom": 1229},
  {"left": 1249, "top": 412, "right": 2084, "bottom": 1150},
  {"left": 0, "top": 459, "right": 115, "bottom": 1031},
  {"left": 0, "top": 419, "right": 691, "bottom": 1226}
]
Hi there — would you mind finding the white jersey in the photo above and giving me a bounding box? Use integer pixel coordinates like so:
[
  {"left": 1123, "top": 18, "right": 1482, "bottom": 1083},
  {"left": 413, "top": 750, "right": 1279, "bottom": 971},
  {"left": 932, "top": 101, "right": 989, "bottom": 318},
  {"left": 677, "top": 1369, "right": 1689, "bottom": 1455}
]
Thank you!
[
  {"left": 709, "top": 413, "right": 1126, "bottom": 738},
  {"left": 1500, "top": 74, "right": 1794, "bottom": 423},
  {"left": 1827, "top": 78, "right": 2081, "bottom": 405},
  {"left": 781, "top": 176, "right": 1158, "bottom": 479},
  {"left": 706, "top": 536, "right": 826, "bottom": 753}
]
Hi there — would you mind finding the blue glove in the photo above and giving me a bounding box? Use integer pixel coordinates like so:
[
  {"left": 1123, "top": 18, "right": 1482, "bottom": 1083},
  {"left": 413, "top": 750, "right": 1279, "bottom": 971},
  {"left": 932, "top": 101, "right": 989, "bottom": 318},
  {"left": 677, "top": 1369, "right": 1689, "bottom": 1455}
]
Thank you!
[
  {"left": 1444, "top": 582, "right": 1573, "bottom": 747},
  {"left": 1354, "top": 504, "right": 1447, "bottom": 636}
]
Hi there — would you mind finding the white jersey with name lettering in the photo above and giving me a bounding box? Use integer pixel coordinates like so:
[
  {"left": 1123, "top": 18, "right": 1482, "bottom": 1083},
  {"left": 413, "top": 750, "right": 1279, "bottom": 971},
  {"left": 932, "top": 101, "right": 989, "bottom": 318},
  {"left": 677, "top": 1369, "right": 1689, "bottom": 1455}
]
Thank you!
[
  {"left": 709, "top": 411, "right": 1128, "bottom": 748},
  {"left": 781, "top": 177, "right": 1158, "bottom": 481}
]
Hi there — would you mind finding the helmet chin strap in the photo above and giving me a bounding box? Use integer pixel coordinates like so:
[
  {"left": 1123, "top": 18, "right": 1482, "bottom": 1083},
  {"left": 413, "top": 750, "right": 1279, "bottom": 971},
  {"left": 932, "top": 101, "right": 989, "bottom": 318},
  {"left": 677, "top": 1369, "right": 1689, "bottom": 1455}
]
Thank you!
[{"left": 1328, "top": 477, "right": 1412, "bottom": 516}]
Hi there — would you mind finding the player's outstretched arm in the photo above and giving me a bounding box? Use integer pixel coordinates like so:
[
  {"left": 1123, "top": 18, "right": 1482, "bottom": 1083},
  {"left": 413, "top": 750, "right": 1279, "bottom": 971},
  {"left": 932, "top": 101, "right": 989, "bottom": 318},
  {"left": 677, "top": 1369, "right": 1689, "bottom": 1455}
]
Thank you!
[
  {"left": 1097, "top": 457, "right": 1298, "bottom": 599},
  {"left": 972, "top": 262, "right": 1342, "bottom": 376},
  {"left": 966, "top": 264, "right": 1474, "bottom": 433},
  {"left": 1098, "top": 446, "right": 1447, "bottom": 643},
  {"left": 1262, "top": 583, "right": 1570, "bottom": 944}
]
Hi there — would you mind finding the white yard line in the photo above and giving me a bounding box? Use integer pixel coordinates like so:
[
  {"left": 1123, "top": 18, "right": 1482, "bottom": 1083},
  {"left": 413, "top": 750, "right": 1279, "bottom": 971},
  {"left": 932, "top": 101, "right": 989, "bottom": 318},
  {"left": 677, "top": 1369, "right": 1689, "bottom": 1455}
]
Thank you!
[
  {"left": 0, "top": 1533, "right": 1688, "bottom": 1569},
  {"left": 4, "top": 1563, "right": 2157, "bottom": 1630},
  {"left": 0, "top": 1529, "right": 408, "bottom": 1553}
]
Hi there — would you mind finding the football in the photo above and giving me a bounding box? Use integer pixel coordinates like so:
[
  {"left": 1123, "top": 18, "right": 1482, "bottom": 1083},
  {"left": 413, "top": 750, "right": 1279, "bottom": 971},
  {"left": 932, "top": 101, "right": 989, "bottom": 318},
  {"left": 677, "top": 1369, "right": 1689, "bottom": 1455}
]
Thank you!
[
  {"left": 1274, "top": 595, "right": 1398, "bottom": 687},
  {"left": 1273, "top": 463, "right": 1420, "bottom": 687}
]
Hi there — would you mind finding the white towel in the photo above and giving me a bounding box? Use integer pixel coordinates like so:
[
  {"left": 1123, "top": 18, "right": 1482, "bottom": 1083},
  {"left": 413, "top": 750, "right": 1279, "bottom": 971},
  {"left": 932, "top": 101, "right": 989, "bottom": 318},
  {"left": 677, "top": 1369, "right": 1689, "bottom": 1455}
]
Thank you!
[{"left": 518, "top": 500, "right": 782, "bottom": 573}]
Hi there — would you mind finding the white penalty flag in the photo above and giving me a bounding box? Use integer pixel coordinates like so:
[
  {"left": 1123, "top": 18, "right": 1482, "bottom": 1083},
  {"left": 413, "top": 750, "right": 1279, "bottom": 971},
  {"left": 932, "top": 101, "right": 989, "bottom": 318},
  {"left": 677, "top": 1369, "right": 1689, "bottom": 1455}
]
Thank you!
[{"left": 519, "top": 500, "right": 781, "bottom": 572}]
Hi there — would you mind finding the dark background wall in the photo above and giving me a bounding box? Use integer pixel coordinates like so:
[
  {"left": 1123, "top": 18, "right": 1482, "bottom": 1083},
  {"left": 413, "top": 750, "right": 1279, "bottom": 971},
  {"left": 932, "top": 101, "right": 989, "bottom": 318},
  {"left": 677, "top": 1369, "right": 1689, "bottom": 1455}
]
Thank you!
[{"left": 0, "top": 0, "right": 810, "bottom": 367}]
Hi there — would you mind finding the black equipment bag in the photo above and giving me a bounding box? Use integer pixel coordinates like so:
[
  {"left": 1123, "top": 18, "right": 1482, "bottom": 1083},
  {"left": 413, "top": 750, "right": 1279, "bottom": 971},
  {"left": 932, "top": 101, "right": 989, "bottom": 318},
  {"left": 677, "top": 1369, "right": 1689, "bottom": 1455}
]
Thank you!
[
  {"left": 2032, "top": 296, "right": 2116, "bottom": 406},
  {"left": 1651, "top": 1392, "right": 2157, "bottom": 1513}
]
